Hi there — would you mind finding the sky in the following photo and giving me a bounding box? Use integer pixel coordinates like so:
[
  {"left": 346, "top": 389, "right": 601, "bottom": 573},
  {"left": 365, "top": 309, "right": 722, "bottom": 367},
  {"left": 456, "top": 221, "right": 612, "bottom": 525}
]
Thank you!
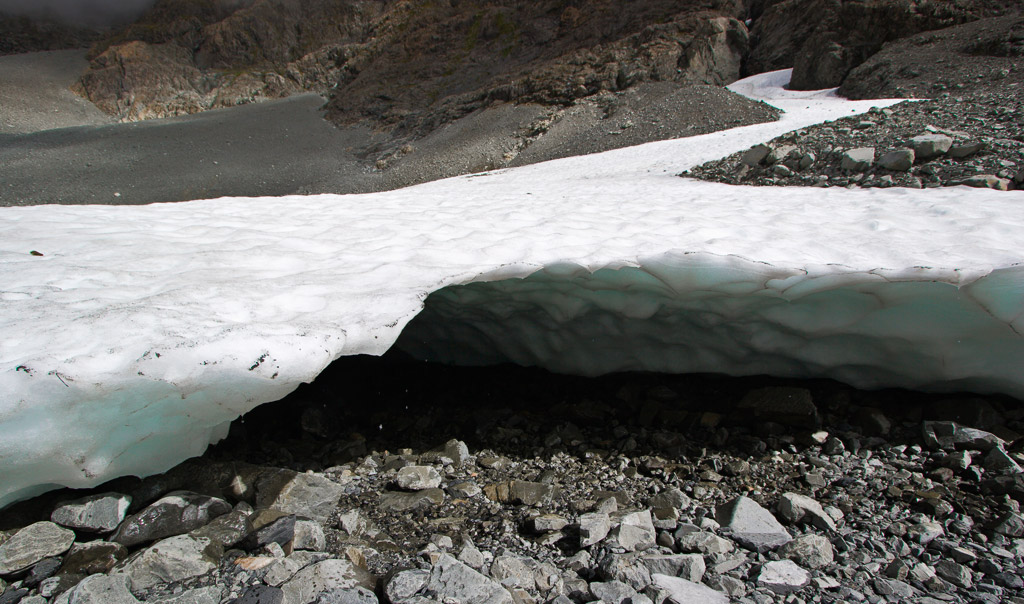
[{"left": 0, "top": 0, "right": 157, "bottom": 26}]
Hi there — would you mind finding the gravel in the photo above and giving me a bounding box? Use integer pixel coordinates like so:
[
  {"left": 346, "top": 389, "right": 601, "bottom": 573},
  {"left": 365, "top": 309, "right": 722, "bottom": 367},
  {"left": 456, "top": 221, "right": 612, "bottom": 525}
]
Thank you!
[{"left": 1, "top": 355, "right": 1022, "bottom": 604}]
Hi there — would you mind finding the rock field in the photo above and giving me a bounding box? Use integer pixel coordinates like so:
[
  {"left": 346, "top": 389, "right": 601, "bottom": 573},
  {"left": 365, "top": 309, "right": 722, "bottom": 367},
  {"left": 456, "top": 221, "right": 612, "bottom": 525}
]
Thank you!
[
  {"left": 1, "top": 356, "right": 1022, "bottom": 604},
  {"left": 682, "top": 90, "right": 1024, "bottom": 191}
]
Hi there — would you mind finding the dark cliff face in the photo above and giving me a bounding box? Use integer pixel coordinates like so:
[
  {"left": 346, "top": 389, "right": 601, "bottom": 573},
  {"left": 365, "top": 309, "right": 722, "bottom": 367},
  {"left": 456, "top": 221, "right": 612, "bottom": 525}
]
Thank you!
[
  {"left": 746, "top": 0, "right": 1020, "bottom": 90},
  {"left": 68, "top": 0, "right": 752, "bottom": 131},
  {"left": 0, "top": 12, "right": 104, "bottom": 55},
  {"left": 17, "top": 0, "right": 1023, "bottom": 134}
]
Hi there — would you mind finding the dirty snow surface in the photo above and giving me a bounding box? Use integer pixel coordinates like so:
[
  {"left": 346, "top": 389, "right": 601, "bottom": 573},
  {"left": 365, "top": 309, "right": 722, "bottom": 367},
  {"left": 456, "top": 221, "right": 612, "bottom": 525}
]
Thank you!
[{"left": 2, "top": 70, "right": 1023, "bottom": 506}]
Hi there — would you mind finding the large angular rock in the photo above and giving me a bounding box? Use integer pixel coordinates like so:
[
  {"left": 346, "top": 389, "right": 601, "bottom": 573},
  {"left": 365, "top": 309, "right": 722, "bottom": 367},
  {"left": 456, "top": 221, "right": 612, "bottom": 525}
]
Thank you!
[
  {"left": 878, "top": 149, "right": 914, "bottom": 171},
  {"left": 313, "top": 587, "right": 378, "bottom": 604},
  {"left": 152, "top": 586, "right": 224, "bottom": 604},
  {"left": 777, "top": 492, "right": 837, "bottom": 531},
  {"left": 840, "top": 147, "right": 875, "bottom": 172},
  {"left": 910, "top": 134, "right": 953, "bottom": 160},
  {"left": 651, "top": 573, "right": 728, "bottom": 604},
  {"left": 0, "top": 522, "right": 75, "bottom": 575},
  {"left": 642, "top": 554, "right": 705, "bottom": 583},
  {"left": 424, "top": 554, "right": 513, "bottom": 604},
  {"left": 579, "top": 512, "right": 612, "bottom": 547},
  {"left": 256, "top": 470, "right": 346, "bottom": 524},
  {"left": 114, "top": 535, "right": 218, "bottom": 592},
  {"left": 51, "top": 492, "right": 131, "bottom": 532},
  {"left": 716, "top": 496, "right": 791, "bottom": 552},
  {"left": 190, "top": 508, "right": 253, "bottom": 548},
  {"left": 589, "top": 580, "right": 654, "bottom": 604},
  {"left": 922, "top": 421, "right": 1003, "bottom": 451},
  {"left": 675, "top": 531, "right": 733, "bottom": 555},
  {"left": 612, "top": 510, "right": 656, "bottom": 552},
  {"left": 758, "top": 560, "right": 810, "bottom": 594},
  {"left": 395, "top": 466, "right": 442, "bottom": 490},
  {"left": 57, "top": 574, "right": 139, "bottom": 604},
  {"left": 110, "top": 491, "right": 231, "bottom": 547},
  {"left": 281, "top": 559, "right": 374, "bottom": 604},
  {"left": 59, "top": 540, "right": 128, "bottom": 575},
  {"left": 777, "top": 534, "right": 833, "bottom": 569},
  {"left": 378, "top": 489, "right": 444, "bottom": 512},
  {"left": 385, "top": 569, "right": 430, "bottom": 603}
]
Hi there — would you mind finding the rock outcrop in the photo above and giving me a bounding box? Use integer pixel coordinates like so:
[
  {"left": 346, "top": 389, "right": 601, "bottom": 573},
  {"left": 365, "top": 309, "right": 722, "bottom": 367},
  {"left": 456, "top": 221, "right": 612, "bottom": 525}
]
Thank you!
[
  {"left": 71, "top": 0, "right": 752, "bottom": 138},
  {"left": 746, "top": 0, "right": 1017, "bottom": 90}
]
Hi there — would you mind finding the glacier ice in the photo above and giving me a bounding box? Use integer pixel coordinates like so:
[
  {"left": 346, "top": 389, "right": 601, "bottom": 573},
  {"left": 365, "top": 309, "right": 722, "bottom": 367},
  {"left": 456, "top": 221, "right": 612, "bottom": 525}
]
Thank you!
[{"left": 1, "top": 70, "right": 1023, "bottom": 507}]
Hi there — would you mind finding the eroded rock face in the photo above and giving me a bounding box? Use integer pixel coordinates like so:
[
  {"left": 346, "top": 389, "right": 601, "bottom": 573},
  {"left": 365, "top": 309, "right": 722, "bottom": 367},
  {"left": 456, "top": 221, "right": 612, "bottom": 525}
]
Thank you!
[
  {"left": 746, "top": 0, "right": 1014, "bottom": 90},
  {"left": 72, "top": 0, "right": 752, "bottom": 136}
]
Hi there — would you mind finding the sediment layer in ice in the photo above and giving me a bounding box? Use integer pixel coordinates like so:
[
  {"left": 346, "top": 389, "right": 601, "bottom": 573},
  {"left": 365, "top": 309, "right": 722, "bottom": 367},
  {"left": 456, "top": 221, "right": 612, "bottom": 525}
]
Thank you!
[{"left": 1, "top": 70, "right": 1022, "bottom": 507}]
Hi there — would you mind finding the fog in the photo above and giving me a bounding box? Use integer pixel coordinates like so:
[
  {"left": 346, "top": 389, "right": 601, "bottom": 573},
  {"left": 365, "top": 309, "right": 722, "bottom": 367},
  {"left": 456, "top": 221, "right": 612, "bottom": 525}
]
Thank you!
[{"left": 0, "top": 0, "right": 158, "bottom": 26}]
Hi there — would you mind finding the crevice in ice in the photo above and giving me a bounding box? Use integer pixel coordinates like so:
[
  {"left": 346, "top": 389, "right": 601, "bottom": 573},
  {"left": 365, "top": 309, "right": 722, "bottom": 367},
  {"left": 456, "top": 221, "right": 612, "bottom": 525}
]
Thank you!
[{"left": 395, "top": 259, "right": 1024, "bottom": 399}]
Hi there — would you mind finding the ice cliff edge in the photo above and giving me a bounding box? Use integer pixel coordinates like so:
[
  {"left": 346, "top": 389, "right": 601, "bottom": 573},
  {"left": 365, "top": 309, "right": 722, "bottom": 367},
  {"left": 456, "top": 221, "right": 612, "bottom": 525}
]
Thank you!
[{"left": 2, "top": 71, "right": 1023, "bottom": 507}]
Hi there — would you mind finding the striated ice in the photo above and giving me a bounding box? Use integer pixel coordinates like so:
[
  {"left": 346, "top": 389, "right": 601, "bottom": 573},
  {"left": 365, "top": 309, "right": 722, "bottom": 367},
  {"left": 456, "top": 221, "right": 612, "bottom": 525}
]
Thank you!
[{"left": 1, "top": 70, "right": 1023, "bottom": 507}]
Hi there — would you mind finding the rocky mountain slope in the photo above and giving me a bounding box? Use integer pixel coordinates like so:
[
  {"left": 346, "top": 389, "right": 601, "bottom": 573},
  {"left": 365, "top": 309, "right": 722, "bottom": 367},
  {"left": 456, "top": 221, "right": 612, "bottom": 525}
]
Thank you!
[
  {"left": 70, "top": 0, "right": 751, "bottom": 136},
  {"left": 683, "top": 14, "right": 1024, "bottom": 192}
]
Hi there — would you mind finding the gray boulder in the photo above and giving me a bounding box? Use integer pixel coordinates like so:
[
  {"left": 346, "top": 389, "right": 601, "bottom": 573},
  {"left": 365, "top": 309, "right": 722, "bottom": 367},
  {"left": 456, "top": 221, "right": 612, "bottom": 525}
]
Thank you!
[
  {"left": 675, "top": 531, "right": 733, "bottom": 555},
  {"left": 51, "top": 492, "right": 131, "bottom": 532},
  {"left": 59, "top": 540, "right": 128, "bottom": 575},
  {"left": 758, "top": 559, "right": 810, "bottom": 594},
  {"left": 642, "top": 554, "right": 705, "bottom": 582},
  {"left": 909, "top": 134, "right": 953, "bottom": 159},
  {"left": 716, "top": 496, "right": 792, "bottom": 552},
  {"left": 385, "top": 569, "right": 430, "bottom": 603},
  {"left": 740, "top": 144, "right": 771, "bottom": 167},
  {"left": 589, "top": 580, "right": 653, "bottom": 604},
  {"left": 878, "top": 149, "right": 914, "bottom": 171},
  {"left": 58, "top": 574, "right": 139, "bottom": 604},
  {"left": 840, "top": 147, "right": 875, "bottom": 172},
  {"left": 777, "top": 534, "right": 833, "bottom": 569},
  {"left": 378, "top": 489, "right": 445, "bottom": 512},
  {"left": 256, "top": 470, "right": 346, "bottom": 524},
  {"left": 152, "top": 586, "right": 224, "bottom": 604},
  {"left": 611, "top": 510, "right": 656, "bottom": 552},
  {"left": 282, "top": 559, "right": 375, "bottom": 604},
  {"left": 651, "top": 573, "right": 728, "bottom": 604},
  {"left": 0, "top": 521, "right": 76, "bottom": 575},
  {"left": 579, "top": 512, "right": 612, "bottom": 547},
  {"left": 114, "top": 534, "right": 218, "bottom": 592},
  {"left": 424, "top": 554, "right": 513, "bottom": 604},
  {"left": 313, "top": 587, "right": 378, "bottom": 604},
  {"left": 777, "top": 492, "right": 837, "bottom": 531},
  {"left": 110, "top": 491, "right": 231, "bottom": 547},
  {"left": 396, "top": 466, "right": 442, "bottom": 490}
]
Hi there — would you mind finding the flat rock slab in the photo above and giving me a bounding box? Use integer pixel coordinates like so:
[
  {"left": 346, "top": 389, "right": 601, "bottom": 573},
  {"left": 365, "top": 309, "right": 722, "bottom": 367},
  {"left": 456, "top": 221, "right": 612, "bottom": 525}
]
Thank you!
[
  {"left": 716, "top": 496, "right": 792, "bottom": 552},
  {"left": 0, "top": 521, "right": 75, "bottom": 575},
  {"left": 395, "top": 466, "right": 442, "bottom": 490},
  {"left": 758, "top": 559, "right": 811, "bottom": 594},
  {"left": 111, "top": 491, "right": 230, "bottom": 547},
  {"left": 54, "top": 574, "right": 138, "bottom": 604},
  {"left": 282, "top": 559, "right": 374, "bottom": 604},
  {"left": 257, "top": 471, "right": 346, "bottom": 524},
  {"left": 651, "top": 573, "right": 728, "bottom": 604},
  {"left": 114, "top": 535, "right": 217, "bottom": 592},
  {"left": 426, "top": 554, "right": 513, "bottom": 604},
  {"left": 50, "top": 492, "right": 131, "bottom": 532}
]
